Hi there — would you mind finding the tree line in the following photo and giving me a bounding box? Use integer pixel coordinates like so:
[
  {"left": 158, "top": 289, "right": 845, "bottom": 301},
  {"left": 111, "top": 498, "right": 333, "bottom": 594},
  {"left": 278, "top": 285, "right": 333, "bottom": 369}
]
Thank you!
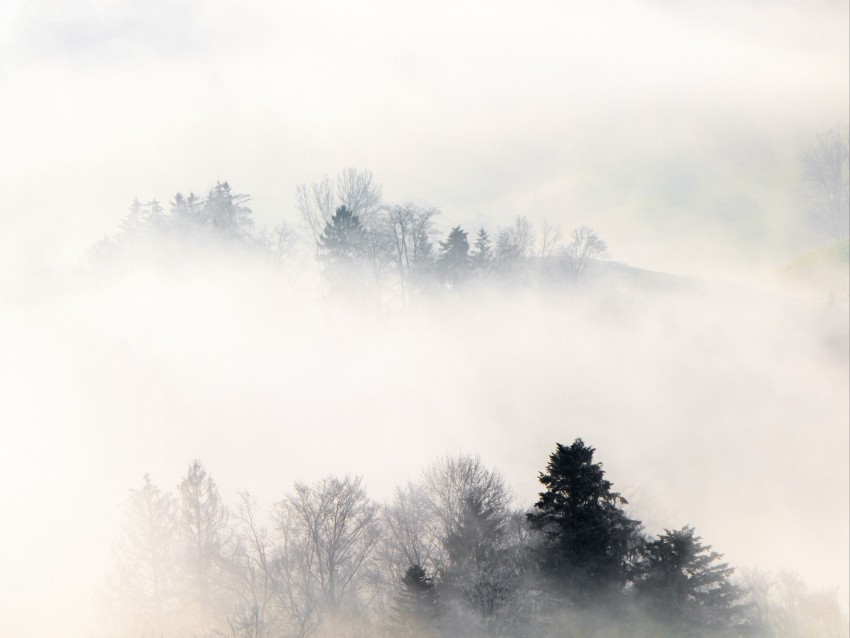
[
  {"left": 89, "top": 169, "right": 611, "bottom": 301},
  {"left": 102, "top": 440, "right": 847, "bottom": 638}
]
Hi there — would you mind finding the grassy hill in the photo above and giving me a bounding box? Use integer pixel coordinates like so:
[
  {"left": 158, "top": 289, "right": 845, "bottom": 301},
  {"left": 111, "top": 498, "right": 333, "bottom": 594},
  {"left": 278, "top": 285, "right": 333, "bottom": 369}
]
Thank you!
[{"left": 778, "top": 239, "right": 850, "bottom": 301}]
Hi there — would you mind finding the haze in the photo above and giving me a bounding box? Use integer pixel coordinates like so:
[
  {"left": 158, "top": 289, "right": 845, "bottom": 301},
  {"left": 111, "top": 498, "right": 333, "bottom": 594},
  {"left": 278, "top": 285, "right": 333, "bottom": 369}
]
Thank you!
[{"left": 0, "top": 1, "right": 847, "bottom": 637}]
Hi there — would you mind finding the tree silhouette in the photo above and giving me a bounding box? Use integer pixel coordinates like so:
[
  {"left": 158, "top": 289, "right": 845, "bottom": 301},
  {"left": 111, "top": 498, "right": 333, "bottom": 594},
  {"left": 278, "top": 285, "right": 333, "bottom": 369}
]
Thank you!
[
  {"left": 527, "top": 439, "right": 641, "bottom": 605},
  {"left": 633, "top": 526, "right": 747, "bottom": 634}
]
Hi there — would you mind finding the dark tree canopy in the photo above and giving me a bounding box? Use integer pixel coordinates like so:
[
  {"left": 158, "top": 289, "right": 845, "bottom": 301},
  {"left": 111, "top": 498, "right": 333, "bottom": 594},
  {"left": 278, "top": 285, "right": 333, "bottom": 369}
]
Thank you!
[
  {"left": 527, "top": 439, "right": 641, "bottom": 603},
  {"left": 394, "top": 563, "right": 438, "bottom": 634},
  {"left": 437, "top": 226, "right": 470, "bottom": 286},
  {"left": 319, "top": 205, "right": 368, "bottom": 265},
  {"left": 634, "top": 526, "right": 747, "bottom": 634}
]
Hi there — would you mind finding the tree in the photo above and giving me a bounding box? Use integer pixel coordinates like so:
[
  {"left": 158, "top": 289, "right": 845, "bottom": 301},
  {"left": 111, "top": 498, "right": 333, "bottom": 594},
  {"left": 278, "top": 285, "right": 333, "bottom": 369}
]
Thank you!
[
  {"left": 178, "top": 460, "right": 232, "bottom": 636},
  {"left": 470, "top": 227, "right": 493, "bottom": 275},
  {"left": 802, "top": 126, "right": 850, "bottom": 241},
  {"left": 107, "top": 474, "right": 181, "bottom": 638},
  {"left": 392, "top": 564, "right": 439, "bottom": 637},
  {"left": 276, "top": 475, "right": 381, "bottom": 625},
  {"left": 740, "top": 569, "right": 849, "bottom": 638},
  {"left": 422, "top": 454, "right": 511, "bottom": 564},
  {"left": 440, "top": 491, "right": 518, "bottom": 624},
  {"left": 527, "top": 439, "right": 641, "bottom": 606},
  {"left": 201, "top": 181, "right": 254, "bottom": 239},
  {"left": 560, "top": 225, "right": 608, "bottom": 287},
  {"left": 223, "top": 492, "right": 279, "bottom": 638},
  {"left": 437, "top": 226, "right": 470, "bottom": 287},
  {"left": 381, "top": 483, "right": 443, "bottom": 586},
  {"left": 420, "top": 454, "right": 519, "bottom": 630},
  {"left": 257, "top": 221, "right": 298, "bottom": 263},
  {"left": 336, "top": 167, "right": 382, "bottom": 220},
  {"left": 539, "top": 218, "right": 563, "bottom": 259},
  {"left": 119, "top": 198, "right": 165, "bottom": 237},
  {"left": 380, "top": 203, "right": 439, "bottom": 299},
  {"left": 296, "top": 168, "right": 382, "bottom": 259},
  {"left": 633, "top": 526, "right": 747, "bottom": 635},
  {"left": 494, "top": 216, "right": 534, "bottom": 274},
  {"left": 171, "top": 191, "right": 204, "bottom": 230},
  {"left": 319, "top": 205, "right": 370, "bottom": 292}
]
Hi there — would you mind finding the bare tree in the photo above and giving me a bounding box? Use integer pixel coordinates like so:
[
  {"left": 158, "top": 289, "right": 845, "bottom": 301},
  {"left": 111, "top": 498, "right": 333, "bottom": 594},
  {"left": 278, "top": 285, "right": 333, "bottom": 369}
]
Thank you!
[
  {"left": 802, "top": 126, "right": 850, "bottom": 240},
  {"left": 380, "top": 483, "right": 443, "bottom": 582},
  {"left": 296, "top": 177, "right": 336, "bottom": 259},
  {"left": 275, "top": 504, "right": 322, "bottom": 638},
  {"left": 495, "top": 216, "right": 535, "bottom": 265},
  {"left": 337, "top": 167, "right": 382, "bottom": 220},
  {"left": 380, "top": 203, "right": 439, "bottom": 300},
  {"left": 220, "top": 492, "right": 278, "bottom": 638},
  {"left": 276, "top": 475, "right": 381, "bottom": 630},
  {"left": 561, "top": 225, "right": 608, "bottom": 286},
  {"left": 740, "top": 570, "right": 849, "bottom": 638},
  {"left": 539, "top": 218, "right": 564, "bottom": 258}
]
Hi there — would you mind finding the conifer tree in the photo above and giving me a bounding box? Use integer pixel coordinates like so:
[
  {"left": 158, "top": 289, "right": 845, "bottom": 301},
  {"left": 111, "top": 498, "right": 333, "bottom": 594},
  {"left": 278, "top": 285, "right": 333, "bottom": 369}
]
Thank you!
[
  {"left": 393, "top": 564, "right": 439, "bottom": 636},
  {"left": 108, "top": 475, "right": 181, "bottom": 638},
  {"left": 527, "top": 439, "right": 641, "bottom": 605},
  {"left": 178, "top": 460, "right": 231, "bottom": 636},
  {"left": 319, "top": 205, "right": 368, "bottom": 265},
  {"left": 470, "top": 227, "right": 493, "bottom": 274},
  {"left": 437, "top": 226, "right": 470, "bottom": 287},
  {"left": 633, "top": 526, "right": 747, "bottom": 634}
]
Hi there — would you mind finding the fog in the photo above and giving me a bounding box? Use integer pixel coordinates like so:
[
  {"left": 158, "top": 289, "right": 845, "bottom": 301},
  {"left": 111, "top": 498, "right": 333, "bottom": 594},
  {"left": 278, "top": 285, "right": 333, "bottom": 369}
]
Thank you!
[
  {"left": 2, "top": 250, "right": 847, "bottom": 635},
  {"left": 0, "top": 1, "right": 848, "bottom": 637}
]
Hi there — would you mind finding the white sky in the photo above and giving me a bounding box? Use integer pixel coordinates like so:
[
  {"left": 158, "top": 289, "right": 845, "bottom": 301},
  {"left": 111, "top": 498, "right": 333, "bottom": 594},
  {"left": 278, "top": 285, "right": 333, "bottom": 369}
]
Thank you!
[{"left": 1, "top": 0, "right": 847, "bottom": 280}]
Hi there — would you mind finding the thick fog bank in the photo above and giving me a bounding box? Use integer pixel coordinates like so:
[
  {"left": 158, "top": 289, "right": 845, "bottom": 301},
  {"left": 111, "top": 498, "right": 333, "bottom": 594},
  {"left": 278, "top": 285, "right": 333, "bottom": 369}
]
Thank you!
[{"left": 0, "top": 255, "right": 846, "bottom": 636}]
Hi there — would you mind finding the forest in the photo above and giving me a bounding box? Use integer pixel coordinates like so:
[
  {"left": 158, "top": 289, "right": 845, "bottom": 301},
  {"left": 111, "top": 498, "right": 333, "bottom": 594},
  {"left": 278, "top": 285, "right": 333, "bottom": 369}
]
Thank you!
[{"left": 103, "top": 442, "right": 846, "bottom": 638}]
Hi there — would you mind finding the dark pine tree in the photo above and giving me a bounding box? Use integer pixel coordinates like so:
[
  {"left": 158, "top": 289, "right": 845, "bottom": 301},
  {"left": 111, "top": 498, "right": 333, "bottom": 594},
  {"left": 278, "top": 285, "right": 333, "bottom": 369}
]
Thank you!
[
  {"left": 633, "top": 526, "right": 748, "bottom": 635},
  {"left": 527, "top": 439, "right": 641, "bottom": 607},
  {"left": 437, "top": 226, "right": 470, "bottom": 287},
  {"left": 393, "top": 563, "right": 438, "bottom": 637},
  {"left": 319, "top": 205, "right": 367, "bottom": 265},
  {"left": 318, "top": 205, "right": 370, "bottom": 293}
]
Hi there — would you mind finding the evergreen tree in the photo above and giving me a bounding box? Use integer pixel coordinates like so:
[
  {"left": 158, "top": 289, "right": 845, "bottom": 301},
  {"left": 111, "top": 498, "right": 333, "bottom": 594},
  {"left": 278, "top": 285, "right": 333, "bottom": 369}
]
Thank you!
[
  {"left": 393, "top": 564, "right": 439, "bottom": 636},
  {"left": 178, "top": 460, "right": 231, "bottom": 636},
  {"left": 108, "top": 475, "right": 181, "bottom": 638},
  {"left": 201, "top": 181, "right": 254, "bottom": 238},
  {"left": 633, "top": 526, "right": 747, "bottom": 635},
  {"left": 441, "top": 492, "right": 517, "bottom": 621},
  {"left": 470, "top": 227, "right": 493, "bottom": 274},
  {"left": 319, "top": 206, "right": 367, "bottom": 264},
  {"left": 318, "top": 205, "right": 372, "bottom": 295},
  {"left": 526, "top": 439, "right": 641, "bottom": 606},
  {"left": 437, "top": 226, "right": 470, "bottom": 287}
]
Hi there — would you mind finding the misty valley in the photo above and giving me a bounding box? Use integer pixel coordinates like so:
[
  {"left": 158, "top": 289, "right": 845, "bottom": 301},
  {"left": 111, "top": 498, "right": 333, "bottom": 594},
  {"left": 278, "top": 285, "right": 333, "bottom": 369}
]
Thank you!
[
  {"left": 82, "top": 169, "right": 848, "bottom": 638},
  {"left": 2, "top": 3, "right": 847, "bottom": 638}
]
